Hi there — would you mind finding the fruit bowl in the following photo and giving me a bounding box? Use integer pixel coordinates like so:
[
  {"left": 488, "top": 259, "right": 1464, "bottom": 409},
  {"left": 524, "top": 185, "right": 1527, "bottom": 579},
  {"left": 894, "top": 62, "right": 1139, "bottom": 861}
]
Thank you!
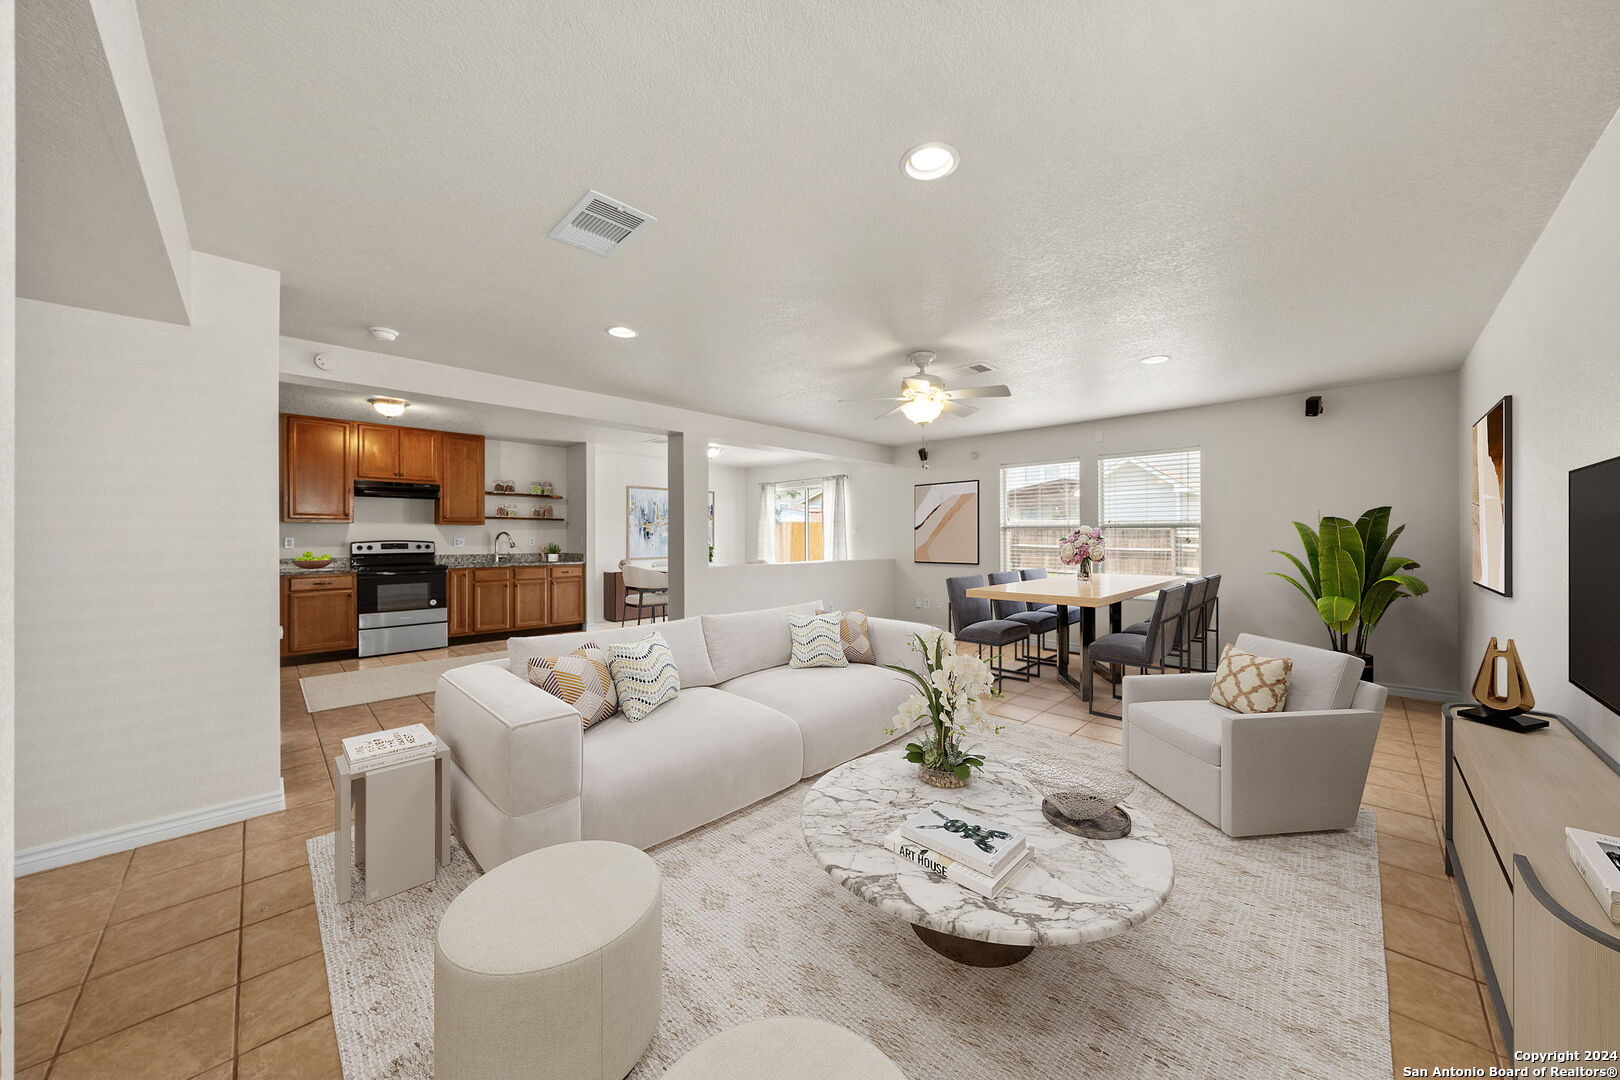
[{"left": 292, "top": 557, "right": 334, "bottom": 569}]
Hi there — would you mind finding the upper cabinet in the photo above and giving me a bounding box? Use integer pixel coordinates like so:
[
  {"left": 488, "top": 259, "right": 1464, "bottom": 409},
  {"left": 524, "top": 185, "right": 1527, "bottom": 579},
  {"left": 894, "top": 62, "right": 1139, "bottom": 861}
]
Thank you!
[
  {"left": 281, "top": 414, "right": 353, "bottom": 521},
  {"left": 437, "top": 432, "right": 485, "bottom": 525},
  {"left": 355, "top": 423, "right": 440, "bottom": 482},
  {"left": 281, "top": 414, "right": 484, "bottom": 524}
]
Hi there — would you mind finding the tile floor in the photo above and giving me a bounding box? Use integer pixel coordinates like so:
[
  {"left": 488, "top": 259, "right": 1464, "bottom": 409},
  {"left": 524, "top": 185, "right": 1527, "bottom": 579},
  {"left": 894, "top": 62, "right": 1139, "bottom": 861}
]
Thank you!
[{"left": 14, "top": 642, "right": 1501, "bottom": 1078}]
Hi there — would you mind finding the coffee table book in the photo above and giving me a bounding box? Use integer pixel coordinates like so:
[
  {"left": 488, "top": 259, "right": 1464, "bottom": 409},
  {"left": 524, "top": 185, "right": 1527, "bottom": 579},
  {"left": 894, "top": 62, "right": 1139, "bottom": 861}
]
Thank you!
[
  {"left": 884, "top": 829, "right": 1033, "bottom": 899},
  {"left": 1566, "top": 826, "right": 1620, "bottom": 923},
  {"left": 900, "top": 802, "right": 1026, "bottom": 877},
  {"left": 342, "top": 723, "right": 438, "bottom": 772}
]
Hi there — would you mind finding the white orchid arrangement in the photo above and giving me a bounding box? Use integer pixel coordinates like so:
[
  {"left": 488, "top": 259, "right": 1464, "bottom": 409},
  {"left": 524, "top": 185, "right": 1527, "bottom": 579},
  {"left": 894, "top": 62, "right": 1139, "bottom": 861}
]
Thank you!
[
  {"left": 885, "top": 632, "right": 1004, "bottom": 781},
  {"left": 1058, "top": 526, "right": 1106, "bottom": 568}
]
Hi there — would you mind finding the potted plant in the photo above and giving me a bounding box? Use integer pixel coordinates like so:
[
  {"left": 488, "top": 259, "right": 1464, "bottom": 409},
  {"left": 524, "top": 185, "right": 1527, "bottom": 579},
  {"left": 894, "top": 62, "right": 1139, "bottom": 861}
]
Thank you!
[
  {"left": 1271, "top": 506, "right": 1430, "bottom": 681},
  {"left": 543, "top": 543, "right": 562, "bottom": 563},
  {"left": 885, "top": 633, "right": 1003, "bottom": 788},
  {"left": 1058, "top": 527, "right": 1106, "bottom": 579}
]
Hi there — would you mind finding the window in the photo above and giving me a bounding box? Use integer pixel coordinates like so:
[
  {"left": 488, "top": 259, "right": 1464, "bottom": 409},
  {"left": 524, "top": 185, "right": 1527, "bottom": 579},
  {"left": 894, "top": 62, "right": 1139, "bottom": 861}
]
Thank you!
[
  {"left": 1097, "top": 447, "right": 1201, "bottom": 575},
  {"left": 999, "top": 460, "right": 1082, "bottom": 571},
  {"left": 761, "top": 476, "right": 849, "bottom": 562}
]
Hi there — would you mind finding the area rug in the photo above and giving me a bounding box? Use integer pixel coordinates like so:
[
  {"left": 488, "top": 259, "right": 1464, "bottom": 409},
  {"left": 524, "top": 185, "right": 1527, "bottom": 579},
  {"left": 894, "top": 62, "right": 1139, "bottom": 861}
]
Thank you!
[
  {"left": 299, "top": 653, "right": 507, "bottom": 712},
  {"left": 308, "top": 726, "right": 1389, "bottom": 1079}
]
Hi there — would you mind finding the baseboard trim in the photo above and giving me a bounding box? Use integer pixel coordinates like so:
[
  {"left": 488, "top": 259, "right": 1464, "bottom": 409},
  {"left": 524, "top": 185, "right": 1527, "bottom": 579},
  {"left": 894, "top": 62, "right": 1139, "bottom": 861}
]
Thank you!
[
  {"left": 16, "top": 783, "right": 287, "bottom": 876},
  {"left": 1384, "top": 684, "right": 1461, "bottom": 703}
]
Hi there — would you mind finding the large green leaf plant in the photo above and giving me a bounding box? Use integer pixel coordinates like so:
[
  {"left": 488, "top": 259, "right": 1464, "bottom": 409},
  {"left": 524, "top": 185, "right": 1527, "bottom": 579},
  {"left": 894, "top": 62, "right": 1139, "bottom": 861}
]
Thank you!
[{"left": 1272, "top": 506, "right": 1430, "bottom": 654}]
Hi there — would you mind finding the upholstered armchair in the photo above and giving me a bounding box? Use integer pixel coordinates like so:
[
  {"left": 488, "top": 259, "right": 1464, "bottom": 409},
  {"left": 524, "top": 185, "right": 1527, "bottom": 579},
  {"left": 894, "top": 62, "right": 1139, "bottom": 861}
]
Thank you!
[{"left": 1121, "top": 633, "right": 1387, "bottom": 837}]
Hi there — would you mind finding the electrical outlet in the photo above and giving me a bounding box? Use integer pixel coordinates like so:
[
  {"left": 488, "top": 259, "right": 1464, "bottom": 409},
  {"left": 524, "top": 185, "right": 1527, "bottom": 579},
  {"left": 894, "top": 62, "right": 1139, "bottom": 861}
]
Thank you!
[
  {"left": 913, "top": 596, "right": 922, "bottom": 609},
  {"left": 529, "top": 537, "right": 539, "bottom": 547},
  {"left": 921, "top": 597, "right": 931, "bottom": 609},
  {"left": 452, "top": 537, "right": 464, "bottom": 548},
  {"left": 283, "top": 537, "right": 295, "bottom": 549}
]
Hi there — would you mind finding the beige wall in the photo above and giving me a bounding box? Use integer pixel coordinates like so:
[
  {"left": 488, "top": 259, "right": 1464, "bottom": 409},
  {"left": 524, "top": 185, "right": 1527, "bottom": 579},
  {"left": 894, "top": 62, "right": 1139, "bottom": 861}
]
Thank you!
[
  {"left": 15, "top": 254, "right": 284, "bottom": 865},
  {"left": 1459, "top": 106, "right": 1620, "bottom": 758},
  {"left": 1, "top": 0, "right": 16, "bottom": 1046}
]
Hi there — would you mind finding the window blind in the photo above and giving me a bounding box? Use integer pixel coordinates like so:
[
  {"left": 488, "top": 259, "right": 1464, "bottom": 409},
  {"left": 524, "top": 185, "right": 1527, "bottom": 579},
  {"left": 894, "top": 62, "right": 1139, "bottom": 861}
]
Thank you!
[
  {"left": 1097, "top": 447, "right": 1202, "bottom": 575},
  {"left": 999, "top": 460, "right": 1083, "bottom": 571}
]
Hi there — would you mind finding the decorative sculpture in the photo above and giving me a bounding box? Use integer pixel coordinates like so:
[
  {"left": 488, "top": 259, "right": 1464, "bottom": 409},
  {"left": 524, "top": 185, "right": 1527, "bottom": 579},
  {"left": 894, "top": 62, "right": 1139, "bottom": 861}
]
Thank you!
[
  {"left": 1458, "top": 637, "right": 1548, "bottom": 732},
  {"left": 1016, "top": 760, "right": 1135, "bottom": 839}
]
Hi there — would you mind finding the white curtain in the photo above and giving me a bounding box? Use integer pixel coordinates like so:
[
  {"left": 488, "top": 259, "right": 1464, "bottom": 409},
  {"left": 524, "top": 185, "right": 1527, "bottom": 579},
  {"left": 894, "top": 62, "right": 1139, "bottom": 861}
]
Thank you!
[
  {"left": 824, "top": 474, "right": 851, "bottom": 561},
  {"left": 756, "top": 483, "right": 776, "bottom": 563}
]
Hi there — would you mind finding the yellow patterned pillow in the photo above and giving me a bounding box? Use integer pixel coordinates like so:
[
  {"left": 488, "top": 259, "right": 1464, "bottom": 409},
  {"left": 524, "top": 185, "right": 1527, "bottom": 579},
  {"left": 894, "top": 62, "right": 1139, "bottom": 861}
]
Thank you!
[
  {"left": 1209, "top": 643, "right": 1294, "bottom": 714},
  {"left": 528, "top": 643, "right": 617, "bottom": 729},
  {"left": 817, "top": 608, "right": 876, "bottom": 665}
]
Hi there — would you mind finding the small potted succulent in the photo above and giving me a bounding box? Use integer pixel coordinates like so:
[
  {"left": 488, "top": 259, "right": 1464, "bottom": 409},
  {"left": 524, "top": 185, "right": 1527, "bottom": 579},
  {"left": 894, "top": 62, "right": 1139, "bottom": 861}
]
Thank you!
[
  {"left": 886, "top": 632, "right": 1003, "bottom": 788},
  {"left": 543, "top": 543, "right": 562, "bottom": 563},
  {"left": 1058, "top": 527, "right": 1106, "bottom": 579}
]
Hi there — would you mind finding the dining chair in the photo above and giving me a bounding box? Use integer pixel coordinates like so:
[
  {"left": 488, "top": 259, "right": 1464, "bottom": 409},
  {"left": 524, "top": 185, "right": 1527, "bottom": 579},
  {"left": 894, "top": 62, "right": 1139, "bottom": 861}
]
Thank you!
[
  {"left": 988, "top": 570, "right": 1058, "bottom": 674},
  {"left": 619, "top": 560, "right": 669, "bottom": 625},
  {"left": 945, "top": 574, "right": 1033, "bottom": 690},
  {"left": 1085, "top": 582, "right": 1190, "bottom": 719}
]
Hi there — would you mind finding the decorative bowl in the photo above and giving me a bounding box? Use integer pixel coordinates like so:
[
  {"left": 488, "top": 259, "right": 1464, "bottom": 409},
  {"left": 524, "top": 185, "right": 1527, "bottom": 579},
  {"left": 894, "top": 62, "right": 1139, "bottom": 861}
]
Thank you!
[{"left": 292, "top": 558, "right": 334, "bottom": 569}]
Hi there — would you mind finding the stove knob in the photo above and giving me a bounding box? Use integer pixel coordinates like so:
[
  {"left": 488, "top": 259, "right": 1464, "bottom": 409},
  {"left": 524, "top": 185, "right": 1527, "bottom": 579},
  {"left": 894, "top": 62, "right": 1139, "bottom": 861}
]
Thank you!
[{"left": 429, "top": 599, "right": 438, "bottom": 606}]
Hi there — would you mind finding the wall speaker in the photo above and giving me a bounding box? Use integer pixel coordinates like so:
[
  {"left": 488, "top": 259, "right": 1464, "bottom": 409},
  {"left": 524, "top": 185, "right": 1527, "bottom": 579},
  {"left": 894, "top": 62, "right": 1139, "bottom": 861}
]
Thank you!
[{"left": 1305, "top": 395, "right": 1324, "bottom": 417}]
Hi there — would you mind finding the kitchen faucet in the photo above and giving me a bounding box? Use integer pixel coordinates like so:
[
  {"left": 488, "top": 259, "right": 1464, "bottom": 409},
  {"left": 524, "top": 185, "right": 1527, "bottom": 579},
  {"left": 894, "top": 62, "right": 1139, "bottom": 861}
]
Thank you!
[{"left": 493, "top": 531, "right": 515, "bottom": 564}]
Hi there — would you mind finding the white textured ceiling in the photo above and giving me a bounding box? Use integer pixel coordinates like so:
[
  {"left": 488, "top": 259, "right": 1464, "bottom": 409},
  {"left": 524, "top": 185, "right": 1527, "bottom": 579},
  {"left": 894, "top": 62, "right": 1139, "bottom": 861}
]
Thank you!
[{"left": 135, "top": 1, "right": 1620, "bottom": 444}]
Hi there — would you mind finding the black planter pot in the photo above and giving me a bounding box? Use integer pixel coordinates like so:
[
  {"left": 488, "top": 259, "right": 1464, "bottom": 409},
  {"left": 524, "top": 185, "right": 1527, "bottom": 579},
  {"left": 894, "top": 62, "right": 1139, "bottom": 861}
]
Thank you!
[{"left": 1351, "top": 651, "right": 1375, "bottom": 683}]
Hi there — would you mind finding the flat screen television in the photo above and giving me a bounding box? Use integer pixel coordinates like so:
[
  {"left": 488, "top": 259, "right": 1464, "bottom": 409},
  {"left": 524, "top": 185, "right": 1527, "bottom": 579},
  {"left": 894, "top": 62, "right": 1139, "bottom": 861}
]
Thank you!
[{"left": 1570, "top": 454, "right": 1620, "bottom": 715}]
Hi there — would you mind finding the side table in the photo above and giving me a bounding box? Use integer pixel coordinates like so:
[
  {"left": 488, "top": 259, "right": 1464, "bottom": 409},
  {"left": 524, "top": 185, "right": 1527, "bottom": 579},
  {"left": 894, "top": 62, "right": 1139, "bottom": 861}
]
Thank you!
[{"left": 334, "top": 746, "right": 452, "bottom": 902}]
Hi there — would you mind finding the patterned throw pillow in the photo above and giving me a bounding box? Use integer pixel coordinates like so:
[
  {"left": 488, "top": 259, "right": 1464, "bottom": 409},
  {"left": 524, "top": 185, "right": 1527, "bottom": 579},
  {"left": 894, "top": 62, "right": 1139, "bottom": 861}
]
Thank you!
[
  {"left": 527, "top": 643, "right": 617, "bottom": 729},
  {"left": 816, "top": 608, "right": 876, "bottom": 665},
  {"left": 607, "top": 633, "right": 681, "bottom": 721},
  {"left": 789, "top": 613, "right": 850, "bottom": 669},
  {"left": 1209, "top": 643, "right": 1294, "bottom": 714}
]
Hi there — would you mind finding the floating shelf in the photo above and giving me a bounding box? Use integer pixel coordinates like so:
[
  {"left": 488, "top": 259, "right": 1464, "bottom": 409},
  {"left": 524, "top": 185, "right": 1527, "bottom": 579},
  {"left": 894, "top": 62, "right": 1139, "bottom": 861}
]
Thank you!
[
  {"left": 484, "top": 490, "right": 564, "bottom": 499},
  {"left": 487, "top": 516, "right": 566, "bottom": 523}
]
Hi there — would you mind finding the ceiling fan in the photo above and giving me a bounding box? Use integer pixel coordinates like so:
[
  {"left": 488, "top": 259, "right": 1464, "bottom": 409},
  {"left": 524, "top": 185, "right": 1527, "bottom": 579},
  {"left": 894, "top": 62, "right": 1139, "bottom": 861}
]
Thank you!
[{"left": 842, "top": 350, "right": 1013, "bottom": 425}]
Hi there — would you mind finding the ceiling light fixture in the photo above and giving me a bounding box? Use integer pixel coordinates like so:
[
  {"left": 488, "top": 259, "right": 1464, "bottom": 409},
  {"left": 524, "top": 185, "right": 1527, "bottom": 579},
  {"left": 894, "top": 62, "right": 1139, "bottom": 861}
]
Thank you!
[
  {"left": 606, "top": 326, "right": 638, "bottom": 338},
  {"left": 368, "top": 326, "right": 400, "bottom": 343},
  {"left": 706, "top": 444, "right": 722, "bottom": 458},
  {"left": 900, "top": 391, "right": 946, "bottom": 425},
  {"left": 368, "top": 397, "right": 409, "bottom": 417},
  {"left": 1139, "top": 354, "right": 1171, "bottom": 365},
  {"left": 902, "top": 142, "right": 959, "bottom": 181}
]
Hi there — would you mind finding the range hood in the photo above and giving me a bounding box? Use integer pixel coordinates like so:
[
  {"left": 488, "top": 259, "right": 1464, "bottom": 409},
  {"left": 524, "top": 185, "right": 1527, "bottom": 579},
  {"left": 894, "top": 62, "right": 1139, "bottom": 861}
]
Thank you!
[{"left": 354, "top": 479, "right": 440, "bottom": 500}]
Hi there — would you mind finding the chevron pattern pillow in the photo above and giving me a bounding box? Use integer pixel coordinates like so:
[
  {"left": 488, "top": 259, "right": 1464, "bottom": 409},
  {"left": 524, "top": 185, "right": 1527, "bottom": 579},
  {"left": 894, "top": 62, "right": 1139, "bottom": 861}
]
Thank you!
[
  {"left": 607, "top": 633, "right": 681, "bottom": 721},
  {"left": 1209, "top": 643, "right": 1294, "bottom": 714},
  {"left": 817, "top": 608, "right": 876, "bottom": 664},
  {"left": 527, "top": 643, "right": 617, "bottom": 729},
  {"left": 789, "top": 613, "right": 850, "bottom": 669}
]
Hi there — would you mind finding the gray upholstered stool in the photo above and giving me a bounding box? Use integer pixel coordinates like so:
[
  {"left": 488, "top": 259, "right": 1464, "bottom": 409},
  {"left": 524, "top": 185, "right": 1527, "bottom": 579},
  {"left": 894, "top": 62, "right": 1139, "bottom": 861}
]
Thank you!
[
  {"left": 435, "top": 840, "right": 662, "bottom": 1080},
  {"left": 663, "top": 1017, "right": 905, "bottom": 1079}
]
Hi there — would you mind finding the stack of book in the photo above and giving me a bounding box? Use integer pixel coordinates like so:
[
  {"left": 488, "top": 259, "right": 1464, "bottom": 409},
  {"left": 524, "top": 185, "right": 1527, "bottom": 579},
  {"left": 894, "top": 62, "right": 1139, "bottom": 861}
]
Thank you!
[
  {"left": 1567, "top": 826, "right": 1620, "bottom": 924},
  {"left": 341, "top": 723, "right": 438, "bottom": 773},
  {"left": 885, "top": 801, "right": 1032, "bottom": 899}
]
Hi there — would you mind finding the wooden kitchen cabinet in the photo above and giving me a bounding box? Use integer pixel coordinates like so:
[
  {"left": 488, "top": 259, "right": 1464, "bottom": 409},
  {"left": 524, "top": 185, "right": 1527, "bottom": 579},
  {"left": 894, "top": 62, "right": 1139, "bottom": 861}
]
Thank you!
[
  {"left": 470, "top": 569, "right": 514, "bottom": 634},
  {"left": 447, "top": 564, "right": 587, "bottom": 638},
  {"left": 283, "top": 575, "right": 357, "bottom": 655},
  {"left": 281, "top": 414, "right": 353, "bottom": 521},
  {"left": 437, "top": 432, "right": 486, "bottom": 525},
  {"left": 355, "top": 423, "right": 440, "bottom": 482},
  {"left": 549, "top": 566, "right": 585, "bottom": 625},
  {"left": 448, "top": 568, "right": 473, "bottom": 637},
  {"left": 513, "top": 568, "right": 550, "bottom": 628}
]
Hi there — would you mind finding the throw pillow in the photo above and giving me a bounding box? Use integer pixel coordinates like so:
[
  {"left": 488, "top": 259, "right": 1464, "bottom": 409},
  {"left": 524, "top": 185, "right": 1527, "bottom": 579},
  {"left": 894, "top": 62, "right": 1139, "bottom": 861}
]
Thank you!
[
  {"left": 789, "top": 612, "right": 850, "bottom": 669},
  {"left": 1209, "top": 643, "right": 1294, "bottom": 714},
  {"left": 527, "top": 643, "right": 617, "bottom": 729},
  {"left": 816, "top": 608, "right": 876, "bottom": 665},
  {"left": 607, "top": 633, "right": 681, "bottom": 721}
]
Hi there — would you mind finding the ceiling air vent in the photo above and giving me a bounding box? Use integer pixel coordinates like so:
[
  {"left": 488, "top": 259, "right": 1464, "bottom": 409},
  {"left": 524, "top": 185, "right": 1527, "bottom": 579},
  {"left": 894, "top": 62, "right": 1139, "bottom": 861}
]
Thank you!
[
  {"left": 548, "top": 190, "right": 656, "bottom": 257},
  {"left": 962, "top": 362, "right": 995, "bottom": 375}
]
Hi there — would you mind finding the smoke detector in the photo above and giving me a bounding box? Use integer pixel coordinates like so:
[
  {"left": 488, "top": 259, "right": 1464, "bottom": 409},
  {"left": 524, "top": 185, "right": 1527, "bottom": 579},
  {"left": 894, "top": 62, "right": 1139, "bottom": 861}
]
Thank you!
[
  {"left": 368, "top": 326, "right": 400, "bottom": 343},
  {"left": 549, "top": 191, "right": 656, "bottom": 257}
]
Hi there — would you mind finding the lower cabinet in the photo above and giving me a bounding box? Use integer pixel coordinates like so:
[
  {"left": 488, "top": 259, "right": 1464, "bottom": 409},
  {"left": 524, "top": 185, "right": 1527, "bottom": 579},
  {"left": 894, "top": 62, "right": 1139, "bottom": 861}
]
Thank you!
[
  {"left": 283, "top": 575, "right": 358, "bottom": 655},
  {"left": 449, "top": 564, "right": 587, "bottom": 637}
]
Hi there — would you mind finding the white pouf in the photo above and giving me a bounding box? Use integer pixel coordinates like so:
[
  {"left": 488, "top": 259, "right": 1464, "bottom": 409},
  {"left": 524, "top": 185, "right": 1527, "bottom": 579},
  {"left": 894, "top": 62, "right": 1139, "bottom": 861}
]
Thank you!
[
  {"left": 663, "top": 1017, "right": 905, "bottom": 1079},
  {"left": 435, "top": 840, "right": 662, "bottom": 1080}
]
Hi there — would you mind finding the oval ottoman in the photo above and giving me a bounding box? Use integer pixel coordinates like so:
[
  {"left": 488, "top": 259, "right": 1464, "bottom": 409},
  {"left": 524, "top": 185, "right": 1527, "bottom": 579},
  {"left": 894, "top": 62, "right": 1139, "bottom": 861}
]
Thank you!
[
  {"left": 435, "top": 840, "right": 662, "bottom": 1080},
  {"left": 664, "top": 1017, "right": 905, "bottom": 1079}
]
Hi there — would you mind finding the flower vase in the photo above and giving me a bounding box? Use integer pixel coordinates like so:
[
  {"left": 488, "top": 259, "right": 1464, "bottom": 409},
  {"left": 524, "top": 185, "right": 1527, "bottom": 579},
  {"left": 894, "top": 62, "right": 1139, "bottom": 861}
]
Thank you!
[
  {"left": 918, "top": 765, "right": 969, "bottom": 789},
  {"left": 1077, "top": 560, "right": 1093, "bottom": 580}
]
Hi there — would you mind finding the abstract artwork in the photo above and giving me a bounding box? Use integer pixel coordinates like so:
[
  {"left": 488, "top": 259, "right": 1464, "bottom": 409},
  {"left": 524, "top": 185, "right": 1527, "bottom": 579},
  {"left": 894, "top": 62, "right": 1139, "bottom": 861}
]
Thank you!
[
  {"left": 1470, "top": 396, "right": 1512, "bottom": 595},
  {"left": 625, "top": 486, "right": 716, "bottom": 561},
  {"left": 914, "top": 480, "right": 980, "bottom": 564}
]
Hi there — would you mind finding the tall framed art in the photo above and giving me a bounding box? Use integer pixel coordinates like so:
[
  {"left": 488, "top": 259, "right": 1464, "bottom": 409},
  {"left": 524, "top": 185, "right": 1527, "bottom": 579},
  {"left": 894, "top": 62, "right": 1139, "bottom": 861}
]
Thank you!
[
  {"left": 1470, "top": 395, "right": 1512, "bottom": 596},
  {"left": 914, "top": 480, "right": 980, "bottom": 564}
]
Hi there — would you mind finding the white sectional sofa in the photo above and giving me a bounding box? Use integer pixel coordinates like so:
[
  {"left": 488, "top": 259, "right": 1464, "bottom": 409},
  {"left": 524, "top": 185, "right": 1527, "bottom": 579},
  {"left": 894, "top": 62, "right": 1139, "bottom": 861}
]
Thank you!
[{"left": 436, "top": 601, "right": 935, "bottom": 870}]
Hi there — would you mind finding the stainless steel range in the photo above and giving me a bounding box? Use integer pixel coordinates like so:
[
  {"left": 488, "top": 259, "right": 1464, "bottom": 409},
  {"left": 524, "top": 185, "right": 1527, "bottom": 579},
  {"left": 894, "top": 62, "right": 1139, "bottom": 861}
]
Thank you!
[{"left": 350, "top": 540, "right": 448, "bottom": 657}]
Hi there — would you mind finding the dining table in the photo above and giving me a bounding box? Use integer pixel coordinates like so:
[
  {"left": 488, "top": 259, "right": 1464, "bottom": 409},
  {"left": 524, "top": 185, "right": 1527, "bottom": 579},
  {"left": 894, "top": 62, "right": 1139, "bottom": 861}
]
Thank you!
[{"left": 965, "top": 572, "right": 1187, "bottom": 701}]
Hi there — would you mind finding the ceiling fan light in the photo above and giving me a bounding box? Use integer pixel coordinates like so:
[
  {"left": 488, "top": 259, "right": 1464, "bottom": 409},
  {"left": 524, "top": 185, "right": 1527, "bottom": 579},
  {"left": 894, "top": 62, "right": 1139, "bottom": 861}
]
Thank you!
[{"left": 900, "top": 396, "right": 945, "bottom": 425}]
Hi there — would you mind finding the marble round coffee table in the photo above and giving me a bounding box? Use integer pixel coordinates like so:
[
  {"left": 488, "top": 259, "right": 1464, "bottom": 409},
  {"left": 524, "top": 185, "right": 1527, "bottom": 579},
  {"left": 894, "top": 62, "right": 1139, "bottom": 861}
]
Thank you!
[{"left": 801, "top": 751, "right": 1174, "bottom": 966}]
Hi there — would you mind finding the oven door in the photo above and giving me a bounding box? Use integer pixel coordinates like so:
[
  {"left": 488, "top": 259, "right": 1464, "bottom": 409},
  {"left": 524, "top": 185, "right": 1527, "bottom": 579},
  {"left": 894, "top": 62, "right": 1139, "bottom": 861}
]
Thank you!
[{"left": 355, "top": 569, "right": 447, "bottom": 623}]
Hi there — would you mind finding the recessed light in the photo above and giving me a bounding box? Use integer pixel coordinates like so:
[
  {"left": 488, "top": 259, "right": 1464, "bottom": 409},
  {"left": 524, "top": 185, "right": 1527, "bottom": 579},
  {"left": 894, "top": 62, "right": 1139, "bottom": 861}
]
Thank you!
[
  {"left": 368, "top": 326, "right": 400, "bottom": 343},
  {"left": 368, "top": 397, "right": 409, "bottom": 417},
  {"left": 1139, "top": 354, "right": 1171, "bottom": 366},
  {"left": 606, "top": 326, "right": 638, "bottom": 338},
  {"left": 902, "top": 142, "right": 959, "bottom": 181}
]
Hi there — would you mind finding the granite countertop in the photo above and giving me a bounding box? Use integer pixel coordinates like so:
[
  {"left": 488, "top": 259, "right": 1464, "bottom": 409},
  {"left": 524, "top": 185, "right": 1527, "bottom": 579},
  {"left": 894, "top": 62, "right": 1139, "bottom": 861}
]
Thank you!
[{"left": 279, "top": 553, "right": 584, "bottom": 575}]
